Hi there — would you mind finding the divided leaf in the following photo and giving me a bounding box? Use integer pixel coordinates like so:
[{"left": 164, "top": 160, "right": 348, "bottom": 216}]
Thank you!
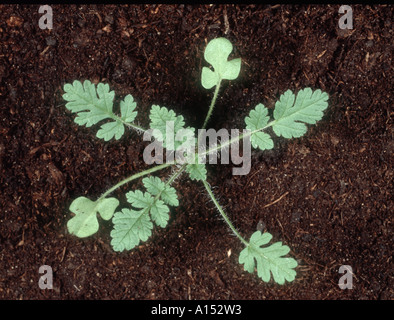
[
  {"left": 111, "top": 208, "right": 153, "bottom": 252},
  {"left": 201, "top": 37, "right": 241, "bottom": 89},
  {"left": 126, "top": 190, "right": 154, "bottom": 208},
  {"left": 96, "top": 94, "right": 137, "bottom": 141},
  {"left": 63, "top": 80, "right": 138, "bottom": 141},
  {"left": 244, "top": 103, "right": 274, "bottom": 151},
  {"left": 111, "top": 177, "right": 179, "bottom": 252},
  {"left": 150, "top": 199, "right": 170, "bottom": 228},
  {"left": 96, "top": 121, "right": 125, "bottom": 141},
  {"left": 149, "top": 105, "right": 189, "bottom": 151},
  {"left": 67, "top": 196, "right": 119, "bottom": 238},
  {"left": 239, "top": 231, "right": 298, "bottom": 285},
  {"left": 120, "top": 94, "right": 138, "bottom": 123},
  {"left": 125, "top": 190, "right": 170, "bottom": 228},
  {"left": 142, "top": 176, "right": 179, "bottom": 206},
  {"left": 186, "top": 163, "right": 207, "bottom": 181},
  {"left": 272, "top": 88, "right": 329, "bottom": 139},
  {"left": 63, "top": 80, "right": 114, "bottom": 127}
]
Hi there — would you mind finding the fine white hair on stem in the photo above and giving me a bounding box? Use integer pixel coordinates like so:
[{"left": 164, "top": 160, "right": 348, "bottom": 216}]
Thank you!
[
  {"left": 125, "top": 121, "right": 146, "bottom": 136},
  {"left": 168, "top": 167, "right": 184, "bottom": 183},
  {"left": 202, "top": 179, "right": 249, "bottom": 246},
  {"left": 198, "top": 181, "right": 242, "bottom": 242}
]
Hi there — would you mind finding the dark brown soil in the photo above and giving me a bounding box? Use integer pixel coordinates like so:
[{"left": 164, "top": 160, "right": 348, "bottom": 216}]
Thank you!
[{"left": 0, "top": 4, "right": 392, "bottom": 300}]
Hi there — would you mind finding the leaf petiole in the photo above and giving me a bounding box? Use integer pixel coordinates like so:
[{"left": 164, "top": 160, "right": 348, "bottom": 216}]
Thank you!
[
  {"left": 201, "top": 79, "right": 222, "bottom": 130},
  {"left": 98, "top": 162, "right": 174, "bottom": 201},
  {"left": 196, "top": 120, "right": 275, "bottom": 162},
  {"left": 202, "top": 179, "right": 249, "bottom": 247}
]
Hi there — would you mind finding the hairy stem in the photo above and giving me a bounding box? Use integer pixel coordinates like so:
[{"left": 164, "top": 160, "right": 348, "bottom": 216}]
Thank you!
[
  {"left": 194, "top": 120, "right": 275, "bottom": 163},
  {"left": 109, "top": 112, "right": 147, "bottom": 134},
  {"left": 130, "top": 164, "right": 186, "bottom": 235},
  {"left": 201, "top": 80, "right": 222, "bottom": 130},
  {"left": 166, "top": 163, "right": 188, "bottom": 186},
  {"left": 150, "top": 163, "right": 187, "bottom": 204},
  {"left": 98, "top": 163, "right": 174, "bottom": 201},
  {"left": 202, "top": 180, "right": 249, "bottom": 246},
  {"left": 124, "top": 121, "right": 147, "bottom": 133},
  {"left": 149, "top": 164, "right": 187, "bottom": 213}
]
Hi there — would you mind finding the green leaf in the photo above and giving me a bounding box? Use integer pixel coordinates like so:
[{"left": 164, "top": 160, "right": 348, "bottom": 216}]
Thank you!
[
  {"left": 126, "top": 189, "right": 170, "bottom": 228},
  {"left": 244, "top": 103, "right": 274, "bottom": 151},
  {"left": 150, "top": 199, "right": 170, "bottom": 228},
  {"left": 63, "top": 80, "right": 138, "bottom": 141},
  {"left": 67, "top": 196, "right": 119, "bottom": 238},
  {"left": 142, "top": 176, "right": 179, "bottom": 207},
  {"left": 239, "top": 231, "right": 298, "bottom": 284},
  {"left": 221, "top": 58, "right": 242, "bottom": 80},
  {"left": 201, "top": 67, "right": 219, "bottom": 90},
  {"left": 186, "top": 163, "right": 207, "bottom": 181},
  {"left": 63, "top": 80, "right": 114, "bottom": 126},
  {"left": 201, "top": 38, "right": 241, "bottom": 89},
  {"left": 175, "top": 126, "right": 197, "bottom": 155},
  {"left": 149, "top": 105, "right": 191, "bottom": 151},
  {"left": 111, "top": 185, "right": 176, "bottom": 251},
  {"left": 110, "top": 208, "right": 153, "bottom": 252},
  {"left": 120, "top": 94, "right": 138, "bottom": 122},
  {"left": 250, "top": 132, "right": 273, "bottom": 151},
  {"left": 272, "top": 88, "right": 329, "bottom": 139},
  {"left": 96, "top": 120, "right": 124, "bottom": 141},
  {"left": 126, "top": 190, "right": 154, "bottom": 208}
]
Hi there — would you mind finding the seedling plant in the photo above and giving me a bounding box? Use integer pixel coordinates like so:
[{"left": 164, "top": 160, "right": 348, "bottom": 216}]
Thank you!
[{"left": 63, "top": 38, "right": 329, "bottom": 285}]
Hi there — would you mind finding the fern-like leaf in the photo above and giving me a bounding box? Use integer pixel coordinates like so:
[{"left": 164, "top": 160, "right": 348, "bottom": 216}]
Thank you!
[
  {"left": 142, "top": 176, "right": 179, "bottom": 206},
  {"left": 110, "top": 208, "right": 153, "bottom": 252},
  {"left": 239, "top": 231, "right": 298, "bottom": 284},
  {"left": 63, "top": 80, "right": 138, "bottom": 141},
  {"left": 125, "top": 190, "right": 170, "bottom": 228},
  {"left": 272, "top": 88, "right": 329, "bottom": 139},
  {"left": 186, "top": 163, "right": 207, "bottom": 181},
  {"left": 111, "top": 176, "right": 180, "bottom": 252},
  {"left": 149, "top": 105, "right": 185, "bottom": 151},
  {"left": 244, "top": 103, "right": 274, "bottom": 151}
]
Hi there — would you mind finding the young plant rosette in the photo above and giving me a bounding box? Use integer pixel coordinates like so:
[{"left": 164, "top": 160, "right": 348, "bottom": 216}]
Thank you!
[{"left": 62, "top": 37, "right": 329, "bottom": 285}]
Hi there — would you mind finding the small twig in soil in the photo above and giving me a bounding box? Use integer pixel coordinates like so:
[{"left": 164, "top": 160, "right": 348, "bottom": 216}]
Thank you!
[{"left": 263, "top": 191, "right": 289, "bottom": 208}]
